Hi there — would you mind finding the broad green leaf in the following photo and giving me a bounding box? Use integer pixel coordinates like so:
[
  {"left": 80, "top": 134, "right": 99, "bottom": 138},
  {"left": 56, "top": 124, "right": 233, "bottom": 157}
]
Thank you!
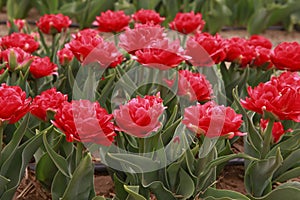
[
  {"left": 146, "top": 181, "right": 176, "bottom": 200},
  {"left": 61, "top": 153, "right": 95, "bottom": 200},
  {"left": 51, "top": 171, "right": 70, "bottom": 200},
  {"left": 201, "top": 187, "right": 250, "bottom": 200},
  {"left": 0, "top": 131, "right": 43, "bottom": 200},
  {"left": 36, "top": 153, "right": 58, "bottom": 189},
  {"left": 0, "top": 175, "right": 10, "bottom": 195},
  {"left": 43, "top": 132, "right": 71, "bottom": 177},
  {"left": 252, "top": 186, "right": 300, "bottom": 200},
  {"left": 244, "top": 149, "right": 283, "bottom": 197},
  {"left": 176, "top": 168, "right": 195, "bottom": 199},
  {"left": 124, "top": 185, "right": 147, "bottom": 200},
  {"left": 274, "top": 166, "right": 300, "bottom": 183},
  {"left": 92, "top": 196, "right": 106, "bottom": 200}
]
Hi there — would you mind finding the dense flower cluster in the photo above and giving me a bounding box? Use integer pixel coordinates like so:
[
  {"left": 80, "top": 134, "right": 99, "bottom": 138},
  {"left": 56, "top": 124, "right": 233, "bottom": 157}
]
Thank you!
[
  {"left": 241, "top": 72, "right": 300, "bottom": 122},
  {"left": 0, "top": 33, "right": 39, "bottom": 53}
]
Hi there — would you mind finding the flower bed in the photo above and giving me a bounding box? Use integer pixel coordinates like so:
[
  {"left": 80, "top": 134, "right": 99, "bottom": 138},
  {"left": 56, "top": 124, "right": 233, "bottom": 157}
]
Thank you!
[{"left": 0, "top": 9, "right": 300, "bottom": 200}]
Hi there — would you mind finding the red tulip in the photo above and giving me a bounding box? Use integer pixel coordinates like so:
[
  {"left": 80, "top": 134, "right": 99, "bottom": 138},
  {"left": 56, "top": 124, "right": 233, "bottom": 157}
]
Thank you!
[
  {"left": 37, "top": 13, "right": 72, "bottom": 34},
  {"left": 31, "top": 88, "right": 68, "bottom": 121},
  {"left": 0, "top": 47, "right": 33, "bottom": 71},
  {"left": 271, "top": 42, "right": 300, "bottom": 71},
  {"left": 113, "top": 93, "right": 165, "bottom": 138},
  {"left": 7, "top": 19, "right": 25, "bottom": 32},
  {"left": 260, "top": 119, "right": 292, "bottom": 143},
  {"left": 30, "top": 56, "right": 58, "bottom": 78},
  {"left": 93, "top": 10, "right": 130, "bottom": 33},
  {"left": 186, "top": 33, "right": 225, "bottom": 66},
  {"left": 169, "top": 11, "right": 205, "bottom": 34},
  {"left": 183, "top": 101, "right": 245, "bottom": 138},
  {"left": 248, "top": 35, "right": 272, "bottom": 49},
  {"left": 241, "top": 72, "right": 300, "bottom": 122},
  {"left": 0, "top": 33, "right": 39, "bottom": 53},
  {"left": 0, "top": 83, "right": 31, "bottom": 124},
  {"left": 132, "top": 9, "right": 165, "bottom": 25},
  {"left": 57, "top": 47, "right": 74, "bottom": 66},
  {"left": 52, "top": 100, "right": 116, "bottom": 145}
]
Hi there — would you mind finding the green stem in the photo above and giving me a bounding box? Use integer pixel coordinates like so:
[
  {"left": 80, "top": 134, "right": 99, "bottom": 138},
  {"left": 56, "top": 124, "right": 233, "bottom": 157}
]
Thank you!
[
  {"left": 76, "top": 142, "right": 84, "bottom": 166},
  {"left": 0, "top": 124, "right": 3, "bottom": 153},
  {"left": 261, "top": 119, "right": 275, "bottom": 159}
]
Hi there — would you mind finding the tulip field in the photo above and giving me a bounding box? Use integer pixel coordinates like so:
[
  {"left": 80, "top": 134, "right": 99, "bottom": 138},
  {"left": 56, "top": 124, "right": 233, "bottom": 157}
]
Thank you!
[{"left": 0, "top": 1, "right": 300, "bottom": 200}]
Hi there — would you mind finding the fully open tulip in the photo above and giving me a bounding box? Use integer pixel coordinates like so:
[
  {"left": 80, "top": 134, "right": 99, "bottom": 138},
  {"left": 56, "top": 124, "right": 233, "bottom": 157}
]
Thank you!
[
  {"left": 0, "top": 83, "right": 31, "bottom": 124},
  {"left": 183, "top": 101, "right": 245, "bottom": 138},
  {"left": 132, "top": 9, "right": 165, "bottom": 25},
  {"left": 169, "top": 11, "right": 205, "bottom": 34},
  {"left": 31, "top": 88, "right": 68, "bottom": 121},
  {"left": 30, "top": 56, "right": 58, "bottom": 78},
  {"left": 114, "top": 93, "right": 165, "bottom": 138},
  {"left": 37, "top": 13, "right": 72, "bottom": 34},
  {"left": 93, "top": 10, "right": 130, "bottom": 33},
  {"left": 241, "top": 72, "right": 300, "bottom": 122},
  {"left": 271, "top": 42, "right": 300, "bottom": 71},
  {"left": 0, "top": 32, "right": 39, "bottom": 53},
  {"left": 52, "top": 100, "right": 116, "bottom": 146}
]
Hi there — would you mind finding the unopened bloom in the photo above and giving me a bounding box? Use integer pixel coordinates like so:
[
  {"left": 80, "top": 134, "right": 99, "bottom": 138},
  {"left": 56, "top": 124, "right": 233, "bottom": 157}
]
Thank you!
[
  {"left": 260, "top": 119, "right": 292, "bottom": 143},
  {"left": 57, "top": 47, "right": 74, "bottom": 66}
]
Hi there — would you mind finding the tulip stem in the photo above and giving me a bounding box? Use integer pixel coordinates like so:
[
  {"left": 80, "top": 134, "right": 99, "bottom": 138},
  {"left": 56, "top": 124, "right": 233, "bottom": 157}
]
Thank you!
[
  {"left": 0, "top": 124, "right": 3, "bottom": 153},
  {"left": 261, "top": 119, "right": 275, "bottom": 159}
]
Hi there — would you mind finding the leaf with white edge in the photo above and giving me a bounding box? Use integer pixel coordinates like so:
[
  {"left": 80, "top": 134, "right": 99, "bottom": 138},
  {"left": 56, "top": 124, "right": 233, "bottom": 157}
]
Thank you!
[
  {"left": 201, "top": 187, "right": 250, "bottom": 200},
  {"left": 43, "top": 132, "right": 71, "bottom": 178},
  {"left": 124, "top": 185, "right": 147, "bottom": 200}
]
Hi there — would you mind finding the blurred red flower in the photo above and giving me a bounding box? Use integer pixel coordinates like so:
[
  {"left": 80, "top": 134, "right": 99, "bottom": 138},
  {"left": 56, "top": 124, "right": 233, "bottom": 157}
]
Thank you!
[
  {"left": 93, "top": 10, "right": 130, "bottom": 33},
  {"left": 252, "top": 46, "right": 273, "bottom": 68},
  {"left": 30, "top": 56, "right": 58, "bottom": 78},
  {"left": 260, "top": 119, "right": 292, "bottom": 143},
  {"left": 7, "top": 19, "right": 25, "bottom": 32},
  {"left": 183, "top": 101, "right": 245, "bottom": 138},
  {"left": 223, "top": 37, "right": 256, "bottom": 67},
  {"left": 119, "top": 23, "right": 165, "bottom": 54},
  {"left": 37, "top": 13, "right": 72, "bottom": 34},
  {"left": 57, "top": 47, "right": 74, "bottom": 66},
  {"left": 113, "top": 93, "right": 165, "bottom": 138},
  {"left": 186, "top": 33, "right": 225, "bottom": 66},
  {"left": 31, "top": 88, "right": 68, "bottom": 121},
  {"left": 271, "top": 42, "right": 300, "bottom": 71},
  {"left": 133, "top": 38, "right": 186, "bottom": 70},
  {"left": 169, "top": 11, "right": 205, "bottom": 34},
  {"left": 0, "top": 33, "right": 39, "bottom": 53},
  {"left": 132, "top": 9, "right": 165, "bottom": 25},
  {"left": 0, "top": 83, "right": 31, "bottom": 124},
  {"left": 248, "top": 35, "right": 272, "bottom": 49},
  {"left": 241, "top": 72, "right": 300, "bottom": 122},
  {"left": 52, "top": 100, "right": 116, "bottom": 145}
]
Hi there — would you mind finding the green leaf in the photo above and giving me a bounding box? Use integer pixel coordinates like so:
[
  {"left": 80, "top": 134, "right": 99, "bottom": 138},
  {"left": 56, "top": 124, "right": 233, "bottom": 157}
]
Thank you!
[
  {"left": 0, "top": 114, "right": 30, "bottom": 170},
  {"left": 252, "top": 186, "right": 300, "bottom": 200},
  {"left": 43, "top": 132, "right": 71, "bottom": 178},
  {"left": 0, "top": 175, "right": 10, "bottom": 195},
  {"left": 274, "top": 166, "right": 300, "bottom": 183},
  {"left": 176, "top": 168, "right": 195, "bottom": 199},
  {"left": 201, "top": 187, "right": 250, "bottom": 200},
  {"left": 51, "top": 171, "right": 70, "bottom": 200},
  {"left": 244, "top": 149, "right": 283, "bottom": 197},
  {"left": 36, "top": 153, "right": 58, "bottom": 189},
  {"left": 61, "top": 153, "right": 95, "bottom": 200},
  {"left": 0, "top": 130, "right": 43, "bottom": 200},
  {"left": 6, "top": 0, "right": 32, "bottom": 19},
  {"left": 92, "top": 196, "right": 106, "bottom": 200},
  {"left": 124, "top": 185, "right": 147, "bottom": 200},
  {"left": 146, "top": 180, "right": 177, "bottom": 200}
]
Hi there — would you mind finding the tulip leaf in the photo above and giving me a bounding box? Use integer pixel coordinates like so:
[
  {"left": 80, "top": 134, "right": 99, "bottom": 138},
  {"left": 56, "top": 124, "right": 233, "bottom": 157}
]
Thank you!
[
  {"left": 61, "top": 153, "right": 95, "bottom": 200},
  {"left": 51, "top": 171, "right": 70, "bottom": 200},
  {"left": 0, "top": 130, "right": 43, "bottom": 200},
  {"left": 0, "top": 114, "right": 30, "bottom": 170},
  {"left": 251, "top": 186, "right": 300, "bottom": 200},
  {"left": 0, "top": 175, "right": 10, "bottom": 196},
  {"left": 43, "top": 132, "right": 71, "bottom": 178},
  {"left": 274, "top": 166, "right": 300, "bottom": 183},
  {"left": 146, "top": 181, "right": 177, "bottom": 200},
  {"left": 244, "top": 149, "right": 283, "bottom": 197},
  {"left": 92, "top": 196, "right": 106, "bottom": 200},
  {"left": 201, "top": 187, "right": 250, "bottom": 200},
  {"left": 36, "top": 153, "right": 58, "bottom": 189},
  {"left": 176, "top": 168, "right": 195, "bottom": 199},
  {"left": 233, "top": 88, "right": 263, "bottom": 156},
  {"left": 124, "top": 185, "right": 147, "bottom": 200}
]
